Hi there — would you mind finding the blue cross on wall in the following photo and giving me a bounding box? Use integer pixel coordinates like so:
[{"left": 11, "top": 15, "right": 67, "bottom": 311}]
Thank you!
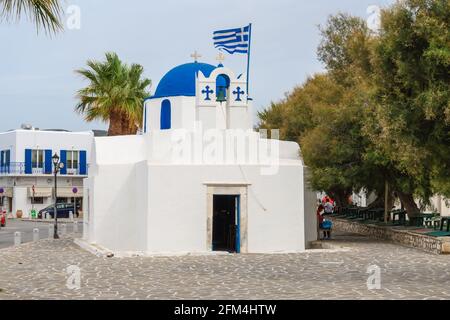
[
  {"left": 202, "top": 85, "right": 214, "bottom": 101},
  {"left": 233, "top": 86, "right": 245, "bottom": 102}
]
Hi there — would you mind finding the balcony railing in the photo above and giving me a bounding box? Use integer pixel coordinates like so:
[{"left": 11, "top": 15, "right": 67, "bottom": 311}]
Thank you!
[
  {"left": 0, "top": 162, "right": 88, "bottom": 176},
  {"left": 0, "top": 162, "right": 25, "bottom": 175}
]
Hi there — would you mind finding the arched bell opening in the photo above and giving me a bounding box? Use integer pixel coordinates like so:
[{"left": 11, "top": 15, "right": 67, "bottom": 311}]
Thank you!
[{"left": 216, "top": 74, "right": 231, "bottom": 103}]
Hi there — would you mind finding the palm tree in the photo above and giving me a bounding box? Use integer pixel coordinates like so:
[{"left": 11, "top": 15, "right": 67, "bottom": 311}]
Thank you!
[
  {"left": 75, "top": 52, "right": 151, "bottom": 136},
  {"left": 0, "top": 0, "right": 62, "bottom": 34}
]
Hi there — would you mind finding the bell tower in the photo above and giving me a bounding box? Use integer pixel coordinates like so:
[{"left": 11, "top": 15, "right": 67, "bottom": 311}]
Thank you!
[{"left": 195, "top": 56, "right": 252, "bottom": 130}]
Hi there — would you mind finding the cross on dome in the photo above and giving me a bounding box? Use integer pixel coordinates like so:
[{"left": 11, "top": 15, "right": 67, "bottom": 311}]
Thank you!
[
  {"left": 216, "top": 52, "right": 226, "bottom": 64},
  {"left": 190, "top": 50, "right": 202, "bottom": 62}
]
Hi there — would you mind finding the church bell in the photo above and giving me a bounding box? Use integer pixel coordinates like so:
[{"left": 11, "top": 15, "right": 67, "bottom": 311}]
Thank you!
[{"left": 216, "top": 86, "right": 227, "bottom": 103}]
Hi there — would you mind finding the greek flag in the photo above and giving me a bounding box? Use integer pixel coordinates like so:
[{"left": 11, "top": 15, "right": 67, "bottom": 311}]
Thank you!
[{"left": 213, "top": 25, "right": 250, "bottom": 54}]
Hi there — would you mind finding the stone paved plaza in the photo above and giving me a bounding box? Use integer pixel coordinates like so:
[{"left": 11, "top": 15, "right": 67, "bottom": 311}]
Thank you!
[{"left": 0, "top": 232, "right": 449, "bottom": 300}]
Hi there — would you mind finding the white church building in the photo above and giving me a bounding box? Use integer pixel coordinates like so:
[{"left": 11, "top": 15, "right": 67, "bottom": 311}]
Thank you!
[{"left": 83, "top": 57, "right": 317, "bottom": 255}]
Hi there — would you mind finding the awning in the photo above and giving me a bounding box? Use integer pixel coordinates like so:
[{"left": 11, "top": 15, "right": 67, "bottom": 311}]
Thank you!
[
  {"left": 56, "top": 187, "right": 83, "bottom": 198},
  {"left": 28, "top": 187, "right": 52, "bottom": 198},
  {"left": 0, "top": 187, "right": 13, "bottom": 197}
]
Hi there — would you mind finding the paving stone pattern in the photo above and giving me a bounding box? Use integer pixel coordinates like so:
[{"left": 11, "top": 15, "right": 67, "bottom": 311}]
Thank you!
[{"left": 0, "top": 233, "right": 449, "bottom": 300}]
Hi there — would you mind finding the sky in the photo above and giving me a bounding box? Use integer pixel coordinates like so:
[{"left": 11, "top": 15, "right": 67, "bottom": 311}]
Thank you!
[{"left": 0, "top": 0, "right": 394, "bottom": 132}]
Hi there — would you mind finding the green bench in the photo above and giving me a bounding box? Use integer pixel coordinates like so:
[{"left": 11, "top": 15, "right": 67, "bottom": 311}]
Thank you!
[
  {"left": 409, "top": 213, "right": 436, "bottom": 228},
  {"left": 440, "top": 217, "right": 450, "bottom": 232},
  {"left": 392, "top": 209, "right": 407, "bottom": 225}
]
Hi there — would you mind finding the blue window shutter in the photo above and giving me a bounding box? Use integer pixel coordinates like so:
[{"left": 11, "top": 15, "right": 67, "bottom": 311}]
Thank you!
[
  {"left": 0, "top": 151, "right": 4, "bottom": 173},
  {"left": 44, "top": 150, "right": 52, "bottom": 174},
  {"left": 79, "top": 151, "right": 87, "bottom": 175},
  {"left": 60, "top": 150, "right": 67, "bottom": 174},
  {"left": 25, "top": 149, "right": 32, "bottom": 174},
  {"left": 160, "top": 99, "right": 171, "bottom": 130},
  {"left": 5, "top": 150, "right": 10, "bottom": 174}
]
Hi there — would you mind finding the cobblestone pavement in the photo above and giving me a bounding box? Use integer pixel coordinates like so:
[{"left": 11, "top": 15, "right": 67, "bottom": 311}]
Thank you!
[{"left": 0, "top": 232, "right": 449, "bottom": 300}]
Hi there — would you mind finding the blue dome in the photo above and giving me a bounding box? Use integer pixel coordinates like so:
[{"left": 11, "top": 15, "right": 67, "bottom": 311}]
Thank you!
[{"left": 153, "top": 62, "right": 217, "bottom": 98}]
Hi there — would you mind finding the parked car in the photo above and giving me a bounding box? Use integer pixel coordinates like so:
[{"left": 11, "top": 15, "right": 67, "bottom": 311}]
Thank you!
[
  {"left": 1, "top": 211, "right": 6, "bottom": 227},
  {"left": 38, "top": 203, "right": 80, "bottom": 219}
]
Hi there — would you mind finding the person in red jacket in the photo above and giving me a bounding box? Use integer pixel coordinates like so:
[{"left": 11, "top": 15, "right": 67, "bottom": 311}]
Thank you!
[{"left": 317, "top": 204, "right": 324, "bottom": 225}]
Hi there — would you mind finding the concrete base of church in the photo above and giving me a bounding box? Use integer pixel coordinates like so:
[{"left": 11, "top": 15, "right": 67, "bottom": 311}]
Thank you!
[{"left": 75, "top": 237, "right": 239, "bottom": 258}]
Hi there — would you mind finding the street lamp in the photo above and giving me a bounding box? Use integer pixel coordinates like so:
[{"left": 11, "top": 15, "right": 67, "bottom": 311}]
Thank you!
[{"left": 52, "top": 153, "right": 64, "bottom": 239}]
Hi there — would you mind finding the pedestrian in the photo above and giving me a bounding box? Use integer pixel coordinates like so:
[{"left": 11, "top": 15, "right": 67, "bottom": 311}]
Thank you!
[{"left": 317, "top": 203, "right": 332, "bottom": 240}]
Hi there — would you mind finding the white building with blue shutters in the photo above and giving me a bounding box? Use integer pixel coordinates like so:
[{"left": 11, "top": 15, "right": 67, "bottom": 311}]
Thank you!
[
  {"left": 84, "top": 58, "right": 317, "bottom": 256},
  {"left": 0, "top": 128, "right": 92, "bottom": 218}
]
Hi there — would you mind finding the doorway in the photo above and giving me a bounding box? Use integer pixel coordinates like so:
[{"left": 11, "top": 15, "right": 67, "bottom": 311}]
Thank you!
[
  {"left": 212, "top": 195, "right": 240, "bottom": 253},
  {"left": 8, "top": 197, "right": 12, "bottom": 213}
]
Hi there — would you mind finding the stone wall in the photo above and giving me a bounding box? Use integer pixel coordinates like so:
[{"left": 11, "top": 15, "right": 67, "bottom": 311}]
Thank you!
[{"left": 330, "top": 217, "right": 450, "bottom": 255}]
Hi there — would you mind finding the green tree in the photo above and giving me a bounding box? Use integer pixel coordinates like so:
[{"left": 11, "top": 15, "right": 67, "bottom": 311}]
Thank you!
[
  {"left": 366, "top": 0, "right": 450, "bottom": 212},
  {"left": 258, "top": 8, "right": 447, "bottom": 215},
  {"left": 304, "top": 14, "right": 389, "bottom": 206},
  {"left": 317, "top": 13, "right": 373, "bottom": 86},
  {"left": 316, "top": 12, "right": 428, "bottom": 214},
  {"left": 259, "top": 72, "right": 376, "bottom": 207},
  {"left": 0, "top": 0, "right": 62, "bottom": 33},
  {"left": 75, "top": 52, "right": 151, "bottom": 136},
  {"left": 259, "top": 2, "right": 449, "bottom": 215}
]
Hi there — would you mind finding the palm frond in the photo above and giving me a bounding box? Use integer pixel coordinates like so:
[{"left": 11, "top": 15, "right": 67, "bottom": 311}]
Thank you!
[{"left": 0, "top": 0, "right": 63, "bottom": 34}]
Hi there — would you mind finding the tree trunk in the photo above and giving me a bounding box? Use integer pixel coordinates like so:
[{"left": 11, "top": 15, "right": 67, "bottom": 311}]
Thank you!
[
  {"left": 108, "top": 111, "right": 139, "bottom": 136},
  {"left": 108, "top": 111, "right": 123, "bottom": 136},
  {"left": 368, "top": 192, "right": 395, "bottom": 210},
  {"left": 397, "top": 191, "right": 420, "bottom": 217},
  {"left": 121, "top": 115, "right": 138, "bottom": 135}
]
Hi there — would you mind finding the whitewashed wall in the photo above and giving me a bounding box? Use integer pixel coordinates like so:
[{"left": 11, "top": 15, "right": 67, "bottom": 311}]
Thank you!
[
  {"left": 87, "top": 134, "right": 317, "bottom": 255},
  {"left": 145, "top": 97, "right": 197, "bottom": 132},
  {"left": 0, "top": 130, "right": 93, "bottom": 163}
]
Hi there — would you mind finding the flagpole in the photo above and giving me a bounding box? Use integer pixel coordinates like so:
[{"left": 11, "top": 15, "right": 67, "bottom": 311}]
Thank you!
[{"left": 246, "top": 23, "right": 252, "bottom": 101}]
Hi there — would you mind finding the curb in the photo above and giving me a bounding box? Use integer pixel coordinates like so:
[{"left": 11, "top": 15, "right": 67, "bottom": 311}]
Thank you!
[
  {"left": 20, "top": 219, "right": 82, "bottom": 224},
  {"left": 74, "top": 238, "right": 113, "bottom": 258},
  {"left": 308, "top": 240, "right": 352, "bottom": 252}
]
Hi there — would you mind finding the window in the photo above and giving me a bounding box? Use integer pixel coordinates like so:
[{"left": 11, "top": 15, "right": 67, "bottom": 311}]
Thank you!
[
  {"left": 32, "top": 150, "right": 44, "bottom": 169},
  {"left": 5, "top": 150, "right": 10, "bottom": 166},
  {"left": 57, "top": 197, "right": 68, "bottom": 204},
  {"left": 66, "top": 151, "right": 80, "bottom": 170},
  {"left": 216, "top": 74, "right": 231, "bottom": 102},
  {"left": 1, "top": 150, "right": 10, "bottom": 167},
  {"left": 31, "top": 197, "right": 44, "bottom": 204},
  {"left": 160, "top": 99, "right": 171, "bottom": 130}
]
